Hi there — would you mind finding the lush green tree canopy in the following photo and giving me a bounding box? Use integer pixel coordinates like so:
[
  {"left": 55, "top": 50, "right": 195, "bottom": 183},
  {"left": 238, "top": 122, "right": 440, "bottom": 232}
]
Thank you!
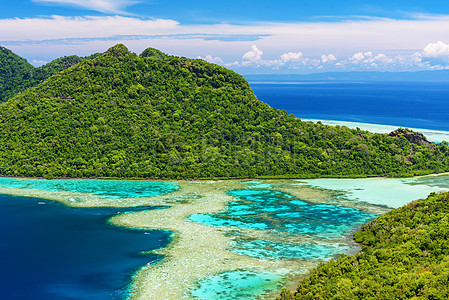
[
  {"left": 0, "top": 44, "right": 448, "bottom": 179},
  {"left": 0, "top": 46, "right": 35, "bottom": 102},
  {"left": 0, "top": 46, "right": 98, "bottom": 103}
]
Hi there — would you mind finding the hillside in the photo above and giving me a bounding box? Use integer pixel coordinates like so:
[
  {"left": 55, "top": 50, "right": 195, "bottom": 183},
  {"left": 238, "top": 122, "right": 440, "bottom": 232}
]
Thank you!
[
  {"left": 0, "top": 46, "right": 98, "bottom": 102},
  {"left": 0, "top": 44, "right": 448, "bottom": 179},
  {"left": 0, "top": 46, "right": 35, "bottom": 102},
  {"left": 278, "top": 191, "right": 449, "bottom": 299}
]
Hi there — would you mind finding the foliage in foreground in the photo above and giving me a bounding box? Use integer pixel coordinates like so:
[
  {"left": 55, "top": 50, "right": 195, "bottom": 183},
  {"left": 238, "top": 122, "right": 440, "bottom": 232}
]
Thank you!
[
  {"left": 0, "top": 44, "right": 448, "bottom": 179},
  {"left": 279, "top": 191, "right": 449, "bottom": 300}
]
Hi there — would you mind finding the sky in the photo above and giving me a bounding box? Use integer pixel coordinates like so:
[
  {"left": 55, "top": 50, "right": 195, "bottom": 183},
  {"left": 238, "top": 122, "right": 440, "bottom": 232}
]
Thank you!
[{"left": 2, "top": 0, "right": 449, "bottom": 74}]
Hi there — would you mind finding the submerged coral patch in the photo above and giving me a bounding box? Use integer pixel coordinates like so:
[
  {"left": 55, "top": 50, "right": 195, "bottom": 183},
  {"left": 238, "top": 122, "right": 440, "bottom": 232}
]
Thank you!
[
  {"left": 231, "top": 239, "right": 342, "bottom": 260},
  {"left": 190, "top": 270, "right": 282, "bottom": 300},
  {"left": 191, "top": 189, "right": 375, "bottom": 238}
]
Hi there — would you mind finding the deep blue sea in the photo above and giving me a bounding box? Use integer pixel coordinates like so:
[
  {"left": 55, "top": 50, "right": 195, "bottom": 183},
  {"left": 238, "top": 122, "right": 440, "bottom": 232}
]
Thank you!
[
  {"left": 249, "top": 81, "right": 449, "bottom": 131},
  {"left": 0, "top": 194, "right": 170, "bottom": 300}
]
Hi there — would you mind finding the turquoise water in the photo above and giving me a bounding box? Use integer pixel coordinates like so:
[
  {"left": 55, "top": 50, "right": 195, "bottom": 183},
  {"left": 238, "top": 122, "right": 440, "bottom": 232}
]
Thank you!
[
  {"left": 232, "top": 239, "right": 342, "bottom": 260},
  {"left": 189, "top": 184, "right": 375, "bottom": 299},
  {"left": 299, "top": 174, "right": 449, "bottom": 209},
  {"left": 406, "top": 175, "right": 449, "bottom": 189},
  {"left": 189, "top": 180, "right": 414, "bottom": 299},
  {"left": 0, "top": 179, "right": 179, "bottom": 199},
  {"left": 191, "top": 270, "right": 282, "bottom": 300},
  {"left": 189, "top": 189, "right": 375, "bottom": 239},
  {"left": 187, "top": 181, "right": 394, "bottom": 299},
  {"left": 189, "top": 213, "right": 270, "bottom": 230}
]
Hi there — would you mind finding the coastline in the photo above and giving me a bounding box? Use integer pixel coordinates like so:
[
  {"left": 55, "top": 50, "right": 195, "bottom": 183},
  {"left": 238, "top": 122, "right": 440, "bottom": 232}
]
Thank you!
[{"left": 302, "top": 118, "right": 449, "bottom": 143}]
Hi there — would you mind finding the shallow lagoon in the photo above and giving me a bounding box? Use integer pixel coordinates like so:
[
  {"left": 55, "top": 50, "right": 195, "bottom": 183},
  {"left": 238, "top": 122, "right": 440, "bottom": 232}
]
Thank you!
[
  {"left": 298, "top": 174, "right": 449, "bottom": 209},
  {"left": 0, "top": 178, "right": 178, "bottom": 199},
  {"left": 189, "top": 189, "right": 374, "bottom": 238},
  {"left": 191, "top": 270, "right": 282, "bottom": 300},
  {"left": 0, "top": 175, "right": 448, "bottom": 299},
  {"left": 188, "top": 175, "right": 449, "bottom": 299}
]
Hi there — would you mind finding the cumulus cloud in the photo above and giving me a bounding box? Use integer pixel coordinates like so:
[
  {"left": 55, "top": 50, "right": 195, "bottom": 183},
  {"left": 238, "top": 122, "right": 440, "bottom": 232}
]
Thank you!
[
  {"left": 351, "top": 52, "right": 373, "bottom": 62},
  {"left": 198, "top": 55, "right": 224, "bottom": 64},
  {"left": 33, "top": 0, "right": 138, "bottom": 14},
  {"left": 242, "top": 45, "right": 263, "bottom": 61},
  {"left": 280, "top": 51, "right": 302, "bottom": 62},
  {"left": 372, "top": 53, "right": 392, "bottom": 63},
  {"left": 352, "top": 52, "right": 365, "bottom": 61},
  {"left": 414, "top": 41, "right": 449, "bottom": 69},
  {"left": 226, "top": 41, "right": 449, "bottom": 71},
  {"left": 321, "top": 54, "right": 337, "bottom": 63},
  {"left": 421, "top": 41, "right": 449, "bottom": 58}
]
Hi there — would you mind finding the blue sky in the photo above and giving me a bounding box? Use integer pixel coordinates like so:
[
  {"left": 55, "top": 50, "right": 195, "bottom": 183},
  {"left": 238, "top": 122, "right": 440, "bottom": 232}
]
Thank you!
[{"left": 2, "top": 0, "right": 449, "bottom": 73}]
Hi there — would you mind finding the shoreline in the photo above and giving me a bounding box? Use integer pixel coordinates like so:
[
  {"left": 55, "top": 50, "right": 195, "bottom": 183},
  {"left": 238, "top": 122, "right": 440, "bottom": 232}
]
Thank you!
[
  {"left": 302, "top": 118, "right": 449, "bottom": 143},
  {"left": 1, "top": 169, "right": 448, "bottom": 182}
]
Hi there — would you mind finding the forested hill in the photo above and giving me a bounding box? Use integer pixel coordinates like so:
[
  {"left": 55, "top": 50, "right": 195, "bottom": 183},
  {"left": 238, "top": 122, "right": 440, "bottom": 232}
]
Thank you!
[
  {"left": 0, "top": 46, "right": 98, "bottom": 103},
  {"left": 278, "top": 191, "right": 449, "bottom": 299},
  {"left": 0, "top": 44, "right": 448, "bottom": 179}
]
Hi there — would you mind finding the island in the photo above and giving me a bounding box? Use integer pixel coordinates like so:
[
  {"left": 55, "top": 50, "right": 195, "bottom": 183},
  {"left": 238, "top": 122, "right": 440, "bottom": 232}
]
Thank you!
[{"left": 0, "top": 44, "right": 448, "bottom": 299}]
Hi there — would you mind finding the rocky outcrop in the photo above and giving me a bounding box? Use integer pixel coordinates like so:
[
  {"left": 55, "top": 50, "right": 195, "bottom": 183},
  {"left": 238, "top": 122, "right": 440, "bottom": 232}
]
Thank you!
[{"left": 388, "top": 128, "right": 431, "bottom": 146}]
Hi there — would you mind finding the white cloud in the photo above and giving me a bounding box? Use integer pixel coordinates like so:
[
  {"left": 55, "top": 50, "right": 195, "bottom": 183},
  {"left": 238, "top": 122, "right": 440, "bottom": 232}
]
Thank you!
[
  {"left": 352, "top": 52, "right": 365, "bottom": 61},
  {"left": 224, "top": 61, "right": 240, "bottom": 67},
  {"left": 198, "top": 55, "right": 224, "bottom": 64},
  {"left": 416, "top": 41, "right": 449, "bottom": 67},
  {"left": 31, "top": 59, "right": 48, "bottom": 66},
  {"left": 242, "top": 45, "right": 263, "bottom": 61},
  {"left": 33, "top": 0, "right": 138, "bottom": 14},
  {"left": 321, "top": 54, "right": 337, "bottom": 63},
  {"left": 421, "top": 41, "right": 449, "bottom": 58},
  {"left": 0, "top": 16, "right": 178, "bottom": 41},
  {"left": 280, "top": 51, "right": 302, "bottom": 62},
  {"left": 4, "top": 15, "right": 449, "bottom": 72},
  {"left": 221, "top": 43, "right": 449, "bottom": 72},
  {"left": 351, "top": 52, "right": 373, "bottom": 62},
  {"left": 372, "top": 53, "right": 392, "bottom": 63}
]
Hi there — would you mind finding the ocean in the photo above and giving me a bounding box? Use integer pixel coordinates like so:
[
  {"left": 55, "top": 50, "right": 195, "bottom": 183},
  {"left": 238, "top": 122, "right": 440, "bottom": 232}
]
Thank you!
[
  {"left": 248, "top": 81, "right": 449, "bottom": 132},
  {"left": 0, "top": 181, "right": 174, "bottom": 300}
]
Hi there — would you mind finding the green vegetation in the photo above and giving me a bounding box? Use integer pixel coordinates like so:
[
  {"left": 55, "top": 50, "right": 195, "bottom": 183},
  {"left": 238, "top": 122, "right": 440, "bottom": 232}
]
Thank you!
[
  {"left": 0, "top": 46, "right": 35, "bottom": 102},
  {"left": 0, "top": 46, "right": 98, "bottom": 102},
  {"left": 0, "top": 44, "right": 448, "bottom": 179},
  {"left": 278, "top": 191, "right": 449, "bottom": 300},
  {"left": 140, "top": 47, "right": 169, "bottom": 60}
]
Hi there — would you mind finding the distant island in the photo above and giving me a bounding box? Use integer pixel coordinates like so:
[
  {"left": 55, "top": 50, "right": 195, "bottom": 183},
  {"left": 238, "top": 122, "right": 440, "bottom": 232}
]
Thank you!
[{"left": 0, "top": 44, "right": 448, "bottom": 179}]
